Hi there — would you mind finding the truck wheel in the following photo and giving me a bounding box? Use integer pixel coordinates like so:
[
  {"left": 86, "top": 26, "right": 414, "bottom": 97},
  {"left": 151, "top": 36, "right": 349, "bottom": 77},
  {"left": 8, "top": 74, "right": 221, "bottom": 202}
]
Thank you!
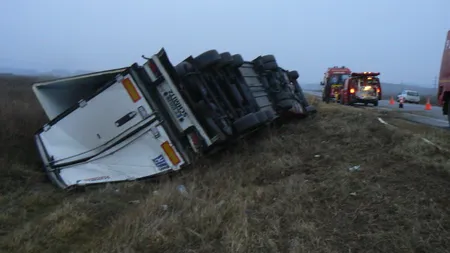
[
  {"left": 277, "top": 99, "right": 294, "bottom": 110},
  {"left": 218, "top": 52, "right": 234, "bottom": 67},
  {"left": 274, "top": 91, "right": 294, "bottom": 102},
  {"left": 175, "top": 61, "right": 194, "bottom": 77},
  {"left": 233, "top": 113, "right": 261, "bottom": 133},
  {"left": 264, "top": 110, "right": 275, "bottom": 121},
  {"left": 261, "top": 55, "right": 276, "bottom": 63},
  {"left": 255, "top": 110, "right": 269, "bottom": 123},
  {"left": 195, "top": 50, "right": 221, "bottom": 70},
  {"left": 373, "top": 101, "right": 379, "bottom": 107},
  {"left": 231, "top": 54, "right": 244, "bottom": 68},
  {"left": 263, "top": 61, "right": 278, "bottom": 71},
  {"left": 288, "top": 70, "right": 299, "bottom": 80}
]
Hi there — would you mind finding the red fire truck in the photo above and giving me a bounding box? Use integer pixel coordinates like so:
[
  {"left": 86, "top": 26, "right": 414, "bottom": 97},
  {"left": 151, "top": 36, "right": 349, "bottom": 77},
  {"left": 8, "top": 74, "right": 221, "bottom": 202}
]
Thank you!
[
  {"left": 320, "top": 66, "right": 352, "bottom": 103},
  {"left": 437, "top": 30, "right": 450, "bottom": 127},
  {"left": 340, "top": 72, "right": 382, "bottom": 106}
]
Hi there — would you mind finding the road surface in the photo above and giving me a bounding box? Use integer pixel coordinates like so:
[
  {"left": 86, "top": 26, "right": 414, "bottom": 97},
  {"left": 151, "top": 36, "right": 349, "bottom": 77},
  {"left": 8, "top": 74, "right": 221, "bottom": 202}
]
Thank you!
[{"left": 305, "top": 90, "right": 449, "bottom": 129}]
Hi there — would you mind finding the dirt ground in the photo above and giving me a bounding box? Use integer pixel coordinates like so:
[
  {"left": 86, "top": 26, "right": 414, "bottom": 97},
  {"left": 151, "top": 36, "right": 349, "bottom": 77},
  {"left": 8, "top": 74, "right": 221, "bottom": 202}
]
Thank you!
[{"left": 1, "top": 76, "right": 450, "bottom": 253}]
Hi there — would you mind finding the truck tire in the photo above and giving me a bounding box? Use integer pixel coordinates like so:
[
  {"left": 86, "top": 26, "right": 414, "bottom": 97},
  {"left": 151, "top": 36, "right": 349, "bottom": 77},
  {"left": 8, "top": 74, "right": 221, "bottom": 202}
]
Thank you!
[
  {"left": 255, "top": 110, "right": 269, "bottom": 123},
  {"left": 288, "top": 70, "right": 299, "bottom": 80},
  {"left": 293, "top": 85, "right": 307, "bottom": 105},
  {"left": 264, "top": 110, "right": 275, "bottom": 120},
  {"left": 263, "top": 61, "right": 278, "bottom": 71},
  {"left": 373, "top": 101, "right": 378, "bottom": 107},
  {"left": 277, "top": 99, "right": 294, "bottom": 110},
  {"left": 175, "top": 61, "right": 194, "bottom": 77},
  {"left": 274, "top": 91, "right": 294, "bottom": 102},
  {"left": 218, "top": 52, "right": 234, "bottom": 67},
  {"left": 231, "top": 54, "right": 244, "bottom": 68},
  {"left": 233, "top": 113, "right": 261, "bottom": 133},
  {"left": 195, "top": 50, "right": 221, "bottom": 70},
  {"left": 261, "top": 55, "right": 276, "bottom": 64}
]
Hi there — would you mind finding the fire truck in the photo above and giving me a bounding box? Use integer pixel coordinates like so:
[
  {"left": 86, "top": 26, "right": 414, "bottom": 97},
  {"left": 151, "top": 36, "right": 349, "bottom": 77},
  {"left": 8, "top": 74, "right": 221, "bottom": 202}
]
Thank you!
[
  {"left": 437, "top": 30, "right": 450, "bottom": 127},
  {"left": 340, "top": 72, "right": 382, "bottom": 106},
  {"left": 320, "top": 66, "right": 351, "bottom": 103}
]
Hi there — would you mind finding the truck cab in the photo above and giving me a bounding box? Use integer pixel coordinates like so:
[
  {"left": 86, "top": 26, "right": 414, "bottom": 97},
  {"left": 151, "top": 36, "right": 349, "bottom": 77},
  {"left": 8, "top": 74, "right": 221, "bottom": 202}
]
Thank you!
[
  {"left": 437, "top": 30, "right": 450, "bottom": 127},
  {"left": 340, "top": 72, "right": 381, "bottom": 106},
  {"left": 320, "top": 66, "right": 351, "bottom": 103}
]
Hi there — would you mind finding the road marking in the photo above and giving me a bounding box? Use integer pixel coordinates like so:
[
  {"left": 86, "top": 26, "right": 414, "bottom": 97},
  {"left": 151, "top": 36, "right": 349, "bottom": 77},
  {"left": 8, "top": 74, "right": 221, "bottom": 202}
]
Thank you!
[
  {"left": 402, "top": 113, "right": 448, "bottom": 123},
  {"left": 421, "top": 137, "right": 439, "bottom": 148},
  {"left": 377, "top": 117, "right": 388, "bottom": 125}
]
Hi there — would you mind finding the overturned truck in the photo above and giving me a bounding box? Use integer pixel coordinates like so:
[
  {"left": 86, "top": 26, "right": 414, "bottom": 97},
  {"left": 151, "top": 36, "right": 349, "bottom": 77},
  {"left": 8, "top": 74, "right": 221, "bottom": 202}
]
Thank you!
[{"left": 32, "top": 48, "right": 316, "bottom": 189}]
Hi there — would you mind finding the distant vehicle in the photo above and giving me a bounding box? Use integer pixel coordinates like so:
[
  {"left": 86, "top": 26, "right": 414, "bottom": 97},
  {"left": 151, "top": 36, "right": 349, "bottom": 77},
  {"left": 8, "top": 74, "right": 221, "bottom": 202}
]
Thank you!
[
  {"left": 340, "top": 72, "right": 381, "bottom": 106},
  {"left": 437, "top": 30, "right": 450, "bottom": 127},
  {"left": 397, "top": 90, "right": 421, "bottom": 104},
  {"left": 320, "top": 66, "right": 352, "bottom": 103}
]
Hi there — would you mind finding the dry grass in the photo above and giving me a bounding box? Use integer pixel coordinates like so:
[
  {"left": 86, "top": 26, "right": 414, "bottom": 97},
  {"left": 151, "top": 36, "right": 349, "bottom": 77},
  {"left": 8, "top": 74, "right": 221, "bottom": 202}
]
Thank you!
[{"left": 1, "top": 75, "right": 450, "bottom": 253}]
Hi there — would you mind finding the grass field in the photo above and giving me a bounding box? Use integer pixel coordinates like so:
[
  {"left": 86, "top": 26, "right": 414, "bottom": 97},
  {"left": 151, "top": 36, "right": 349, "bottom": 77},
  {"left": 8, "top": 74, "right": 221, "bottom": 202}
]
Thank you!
[{"left": 1, "top": 75, "right": 450, "bottom": 253}]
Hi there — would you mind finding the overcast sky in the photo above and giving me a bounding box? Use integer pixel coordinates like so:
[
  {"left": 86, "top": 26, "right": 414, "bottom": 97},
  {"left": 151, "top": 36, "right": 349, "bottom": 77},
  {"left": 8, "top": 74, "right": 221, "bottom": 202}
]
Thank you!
[{"left": 1, "top": 0, "right": 449, "bottom": 85}]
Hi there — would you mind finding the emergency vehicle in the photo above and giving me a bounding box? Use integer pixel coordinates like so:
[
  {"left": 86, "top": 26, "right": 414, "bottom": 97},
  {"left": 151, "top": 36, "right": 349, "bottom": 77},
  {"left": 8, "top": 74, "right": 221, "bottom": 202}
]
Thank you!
[
  {"left": 320, "top": 66, "right": 351, "bottom": 103},
  {"left": 340, "top": 72, "right": 382, "bottom": 106},
  {"left": 437, "top": 30, "right": 450, "bottom": 127}
]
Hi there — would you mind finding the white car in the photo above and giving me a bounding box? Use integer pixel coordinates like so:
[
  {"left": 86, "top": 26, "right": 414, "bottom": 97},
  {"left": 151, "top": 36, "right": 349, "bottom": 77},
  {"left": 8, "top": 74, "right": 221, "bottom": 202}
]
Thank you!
[{"left": 397, "top": 90, "right": 421, "bottom": 104}]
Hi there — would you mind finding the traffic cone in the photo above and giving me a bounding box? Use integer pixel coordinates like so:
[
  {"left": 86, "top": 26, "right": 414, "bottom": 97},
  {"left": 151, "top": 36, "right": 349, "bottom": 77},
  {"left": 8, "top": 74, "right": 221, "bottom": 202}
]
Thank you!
[
  {"left": 389, "top": 96, "right": 395, "bottom": 105},
  {"left": 425, "top": 97, "right": 432, "bottom": 110}
]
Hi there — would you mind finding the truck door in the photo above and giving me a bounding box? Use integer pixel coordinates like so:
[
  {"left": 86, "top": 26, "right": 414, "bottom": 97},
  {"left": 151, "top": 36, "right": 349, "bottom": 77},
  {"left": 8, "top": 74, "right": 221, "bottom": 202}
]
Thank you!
[
  {"left": 35, "top": 68, "right": 186, "bottom": 188},
  {"left": 141, "top": 48, "right": 213, "bottom": 150}
]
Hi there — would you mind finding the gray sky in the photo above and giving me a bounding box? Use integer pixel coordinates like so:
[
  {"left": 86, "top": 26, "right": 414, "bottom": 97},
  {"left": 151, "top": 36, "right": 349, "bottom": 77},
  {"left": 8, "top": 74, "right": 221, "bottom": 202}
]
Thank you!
[{"left": 1, "top": 0, "right": 449, "bottom": 85}]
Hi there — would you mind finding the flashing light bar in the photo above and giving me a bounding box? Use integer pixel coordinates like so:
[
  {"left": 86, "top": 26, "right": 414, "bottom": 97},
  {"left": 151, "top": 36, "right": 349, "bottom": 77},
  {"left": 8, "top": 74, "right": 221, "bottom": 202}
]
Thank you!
[{"left": 351, "top": 72, "right": 380, "bottom": 77}]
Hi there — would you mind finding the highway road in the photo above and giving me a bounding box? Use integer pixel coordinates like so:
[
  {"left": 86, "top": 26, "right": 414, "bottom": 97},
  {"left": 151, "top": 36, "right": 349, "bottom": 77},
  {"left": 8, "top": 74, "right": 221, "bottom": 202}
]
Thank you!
[{"left": 304, "top": 90, "right": 449, "bottom": 129}]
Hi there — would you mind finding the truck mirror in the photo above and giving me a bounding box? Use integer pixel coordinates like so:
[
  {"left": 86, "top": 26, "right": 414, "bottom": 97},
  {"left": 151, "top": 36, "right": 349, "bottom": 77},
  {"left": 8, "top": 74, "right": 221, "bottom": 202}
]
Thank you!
[{"left": 320, "top": 82, "right": 324, "bottom": 86}]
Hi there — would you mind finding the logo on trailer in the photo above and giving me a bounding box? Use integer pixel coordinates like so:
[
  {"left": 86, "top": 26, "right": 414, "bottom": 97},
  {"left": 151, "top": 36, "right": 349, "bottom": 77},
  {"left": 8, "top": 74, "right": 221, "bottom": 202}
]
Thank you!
[
  {"left": 164, "top": 90, "right": 188, "bottom": 121},
  {"left": 152, "top": 154, "right": 170, "bottom": 171}
]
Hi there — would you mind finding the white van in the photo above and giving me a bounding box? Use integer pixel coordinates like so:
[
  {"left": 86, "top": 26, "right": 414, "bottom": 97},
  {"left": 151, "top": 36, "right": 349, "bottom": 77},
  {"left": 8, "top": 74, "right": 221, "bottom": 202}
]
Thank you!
[{"left": 397, "top": 90, "right": 421, "bottom": 104}]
